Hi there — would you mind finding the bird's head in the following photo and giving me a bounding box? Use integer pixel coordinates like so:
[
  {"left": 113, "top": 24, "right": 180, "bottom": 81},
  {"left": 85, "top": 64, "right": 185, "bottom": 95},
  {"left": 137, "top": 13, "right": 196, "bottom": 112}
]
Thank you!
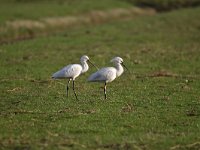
[
  {"left": 80, "top": 55, "right": 99, "bottom": 71},
  {"left": 81, "top": 55, "right": 89, "bottom": 62},
  {"left": 110, "top": 57, "right": 123, "bottom": 64},
  {"left": 111, "top": 57, "right": 129, "bottom": 71}
]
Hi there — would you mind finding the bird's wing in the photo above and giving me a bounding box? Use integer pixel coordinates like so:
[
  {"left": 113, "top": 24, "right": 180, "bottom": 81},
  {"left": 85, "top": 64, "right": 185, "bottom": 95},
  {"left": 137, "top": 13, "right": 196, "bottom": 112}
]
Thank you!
[
  {"left": 88, "top": 72, "right": 106, "bottom": 82},
  {"left": 64, "top": 64, "right": 82, "bottom": 78},
  {"left": 88, "top": 67, "right": 116, "bottom": 82},
  {"left": 52, "top": 64, "right": 82, "bottom": 79},
  {"left": 52, "top": 69, "right": 63, "bottom": 79}
]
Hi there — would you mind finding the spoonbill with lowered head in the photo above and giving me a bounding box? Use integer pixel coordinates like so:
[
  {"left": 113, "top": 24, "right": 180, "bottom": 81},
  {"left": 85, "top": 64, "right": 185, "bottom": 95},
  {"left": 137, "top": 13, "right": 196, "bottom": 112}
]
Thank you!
[
  {"left": 52, "top": 55, "right": 98, "bottom": 100},
  {"left": 88, "top": 57, "right": 128, "bottom": 99}
]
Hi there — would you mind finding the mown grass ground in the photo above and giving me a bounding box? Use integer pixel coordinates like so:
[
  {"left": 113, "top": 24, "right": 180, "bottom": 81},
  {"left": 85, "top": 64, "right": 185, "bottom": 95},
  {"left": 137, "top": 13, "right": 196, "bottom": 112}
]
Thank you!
[{"left": 0, "top": 3, "right": 200, "bottom": 150}]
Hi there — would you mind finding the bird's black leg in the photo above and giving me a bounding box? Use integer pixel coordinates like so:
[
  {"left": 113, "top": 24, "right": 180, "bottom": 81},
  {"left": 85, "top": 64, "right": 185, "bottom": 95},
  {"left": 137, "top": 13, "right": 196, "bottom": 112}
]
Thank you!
[
  {"left": 72, "top": 80, "right": 78, "bottom": 100},
  {"left": 66, "top": 79, "right": 71, "bottom": 97},
  {"left": 104, "top": 82, "right": 107, "bottom": 99}
]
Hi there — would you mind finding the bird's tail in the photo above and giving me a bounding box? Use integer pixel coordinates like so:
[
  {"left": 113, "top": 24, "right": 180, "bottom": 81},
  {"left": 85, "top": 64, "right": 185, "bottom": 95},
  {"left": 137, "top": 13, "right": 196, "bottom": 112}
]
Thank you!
[{"left": 52, "top": 71, "right": 61, "bottom": 79}]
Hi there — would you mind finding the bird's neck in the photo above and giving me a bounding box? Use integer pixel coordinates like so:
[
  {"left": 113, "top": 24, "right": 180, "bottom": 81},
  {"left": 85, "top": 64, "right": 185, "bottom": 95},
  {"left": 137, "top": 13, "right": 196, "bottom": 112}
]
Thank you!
[
  {"left": 81, "top": 61, "right": 89, "bottom": 73},
  {"left": 115, "top": 63, "right": 124, "bottom": 77}
]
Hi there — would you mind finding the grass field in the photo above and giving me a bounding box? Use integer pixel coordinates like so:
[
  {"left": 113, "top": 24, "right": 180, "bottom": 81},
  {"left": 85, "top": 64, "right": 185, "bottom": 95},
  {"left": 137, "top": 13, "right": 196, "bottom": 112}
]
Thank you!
[
  {"left": 0, "top": 0, "right": 131, "bottom": 23},
  {"left": 0, "top": 1, "right": 200, "bottom": 150}
]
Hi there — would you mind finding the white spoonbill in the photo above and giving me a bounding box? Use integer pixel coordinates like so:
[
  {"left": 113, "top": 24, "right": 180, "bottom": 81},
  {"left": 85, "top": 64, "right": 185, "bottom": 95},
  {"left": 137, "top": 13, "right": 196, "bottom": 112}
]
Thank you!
[
  {"left": 52, "top": 55, "right": 98, "bottom": 100},
  {"left": 88, "top": 57, "right": 128, "bottom": 99}
]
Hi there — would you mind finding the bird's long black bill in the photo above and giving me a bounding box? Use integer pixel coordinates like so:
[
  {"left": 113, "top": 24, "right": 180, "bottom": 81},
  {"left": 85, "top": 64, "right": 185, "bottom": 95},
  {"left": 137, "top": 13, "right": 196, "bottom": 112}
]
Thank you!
[
  {"left": 122, "top": 63, "right": 129, "bottom": 72},
  {"left": 88, "top": 60, "right": 99, "bottom": 70}
]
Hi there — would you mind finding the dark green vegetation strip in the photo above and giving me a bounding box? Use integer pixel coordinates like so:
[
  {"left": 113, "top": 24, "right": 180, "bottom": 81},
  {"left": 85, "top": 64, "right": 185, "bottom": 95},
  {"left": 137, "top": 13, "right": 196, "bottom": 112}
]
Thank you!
[
  {"left": 0, "top": 6, "right": 200, "bottom": 149},
  {"left": 127, "top": 0, "right": 200, "bottom": 11}
]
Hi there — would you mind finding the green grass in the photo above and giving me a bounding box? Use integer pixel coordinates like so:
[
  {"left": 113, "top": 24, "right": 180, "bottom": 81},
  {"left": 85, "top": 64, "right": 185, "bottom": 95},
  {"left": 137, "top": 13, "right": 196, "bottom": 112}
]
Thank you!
[
  {"left": 0, "top": 0, "right": 131, "bottom": 24},
  {"left": 0, "top": 0, "right": 134, "bottom": 44},
  {"left": 0, "top": 5, "right": 200, "bottom": 150}
]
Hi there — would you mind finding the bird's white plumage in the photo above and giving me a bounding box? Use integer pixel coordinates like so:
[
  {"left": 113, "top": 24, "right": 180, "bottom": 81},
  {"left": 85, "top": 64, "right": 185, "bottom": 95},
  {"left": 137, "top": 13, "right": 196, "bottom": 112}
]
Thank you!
[
  {"left": 88, "top": 67, "right": 117, "bottom": 83},
  {"left": 88, "top": 56, "right": 126, "bottom": 99},
  {"left": 88, "top": 57, "right": 124, "bottom": 83},
  {"left": 52, "top": 64, "right": 82, "bottom": 80},
  {"left": 52, "top": 55, "right": 90, "bottom": 80},
  {"left": 52, "top": 55, "right": 94, "bottom": 100}
]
